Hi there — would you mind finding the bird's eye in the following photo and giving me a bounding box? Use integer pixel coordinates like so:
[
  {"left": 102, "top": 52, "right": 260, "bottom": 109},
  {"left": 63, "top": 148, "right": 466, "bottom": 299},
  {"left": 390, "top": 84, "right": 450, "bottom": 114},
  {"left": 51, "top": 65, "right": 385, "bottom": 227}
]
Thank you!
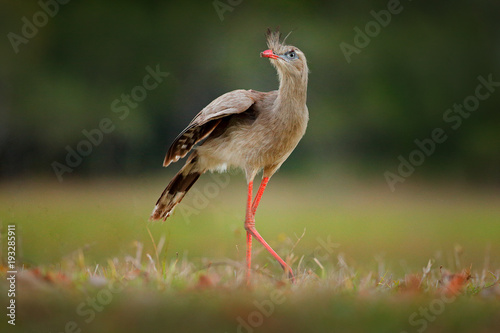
[{"left": 286, "top": 51, "right": 297, "bottom": 59}]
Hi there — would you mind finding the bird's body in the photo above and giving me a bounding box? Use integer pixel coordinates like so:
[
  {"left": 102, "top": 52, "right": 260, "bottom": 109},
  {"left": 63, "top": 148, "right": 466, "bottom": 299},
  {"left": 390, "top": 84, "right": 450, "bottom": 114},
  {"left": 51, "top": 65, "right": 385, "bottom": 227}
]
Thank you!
[
  {"left": 151, "top": 29, "right": 308, "bottom": 282},
  {"left": 197, "top": 89, "right": 307, "bottom": 179}
]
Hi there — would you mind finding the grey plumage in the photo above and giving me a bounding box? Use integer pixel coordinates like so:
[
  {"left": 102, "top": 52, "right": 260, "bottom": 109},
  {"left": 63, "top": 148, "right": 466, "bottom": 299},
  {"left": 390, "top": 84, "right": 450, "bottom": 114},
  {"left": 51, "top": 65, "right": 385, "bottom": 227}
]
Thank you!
[{"left": 151, "top": 29, "right": 308, "bottom": 221}]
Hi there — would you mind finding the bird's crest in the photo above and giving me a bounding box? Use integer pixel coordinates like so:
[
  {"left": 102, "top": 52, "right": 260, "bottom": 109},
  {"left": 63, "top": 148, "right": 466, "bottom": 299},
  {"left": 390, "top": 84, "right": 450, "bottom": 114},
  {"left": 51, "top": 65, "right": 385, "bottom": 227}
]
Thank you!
[{"left": 266, "top": 27, "right": 291, "bottom": 54}]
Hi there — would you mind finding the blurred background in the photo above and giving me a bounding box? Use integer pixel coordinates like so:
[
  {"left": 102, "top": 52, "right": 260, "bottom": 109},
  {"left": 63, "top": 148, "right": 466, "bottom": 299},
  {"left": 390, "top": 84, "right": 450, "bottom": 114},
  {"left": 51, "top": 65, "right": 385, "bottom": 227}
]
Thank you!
[
  {"left": 1, "top": 0, "right": 499, "bottom": 182},
  {"left": 1, "top": 0, "right": 499, "bottom": 271}
]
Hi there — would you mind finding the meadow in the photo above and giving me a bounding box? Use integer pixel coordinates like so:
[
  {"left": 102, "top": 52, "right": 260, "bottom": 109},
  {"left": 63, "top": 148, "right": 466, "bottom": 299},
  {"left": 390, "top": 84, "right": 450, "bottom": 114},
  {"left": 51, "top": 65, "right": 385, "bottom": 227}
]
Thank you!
[{"left": 1, "top": 174, "right": 499, "bottom": 332}]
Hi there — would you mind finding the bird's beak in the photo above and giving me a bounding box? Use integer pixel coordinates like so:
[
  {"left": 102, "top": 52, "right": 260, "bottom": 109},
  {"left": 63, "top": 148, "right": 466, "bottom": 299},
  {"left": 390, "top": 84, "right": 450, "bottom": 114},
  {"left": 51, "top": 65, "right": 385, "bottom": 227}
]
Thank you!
[{"left": 260, "top": 49, "right": 279, "bottom": 59}]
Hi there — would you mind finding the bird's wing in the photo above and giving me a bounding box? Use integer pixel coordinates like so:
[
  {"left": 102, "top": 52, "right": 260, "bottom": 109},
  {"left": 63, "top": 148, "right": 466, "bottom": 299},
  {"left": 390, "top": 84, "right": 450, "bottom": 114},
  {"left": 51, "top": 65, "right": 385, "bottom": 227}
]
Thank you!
[{"left": 163, "top": 89, "right": 259, "bottom": 166}]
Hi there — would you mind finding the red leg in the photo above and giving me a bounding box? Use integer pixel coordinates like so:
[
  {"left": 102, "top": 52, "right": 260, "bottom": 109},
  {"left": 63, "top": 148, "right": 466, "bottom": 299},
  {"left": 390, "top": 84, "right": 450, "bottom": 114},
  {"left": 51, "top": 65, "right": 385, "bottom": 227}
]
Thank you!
[
  {"left": 246, "top": 225, "right": 295, "bottom": 281},
  {"left": 245, "top": 181, "right": 253, "bottom": 285},
  {"left": 245, "top": 177, "right": 295, "bottom": 282},
  {"left": 251, "top": 177, "right": 269, "bottom": 216}
]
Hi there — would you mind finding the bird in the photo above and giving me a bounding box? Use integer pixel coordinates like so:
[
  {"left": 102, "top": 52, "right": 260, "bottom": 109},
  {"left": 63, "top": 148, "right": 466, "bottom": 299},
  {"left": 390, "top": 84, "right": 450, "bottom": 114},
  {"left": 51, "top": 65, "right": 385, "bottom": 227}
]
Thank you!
[{"left": 150, "top": 28, "right": 309, "bottom": 283}]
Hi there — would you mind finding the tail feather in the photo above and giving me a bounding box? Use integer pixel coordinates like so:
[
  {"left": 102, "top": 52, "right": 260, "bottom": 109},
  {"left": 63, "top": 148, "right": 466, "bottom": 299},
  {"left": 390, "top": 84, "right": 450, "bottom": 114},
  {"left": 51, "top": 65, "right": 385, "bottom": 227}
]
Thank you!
[{"left": 150, "top": 153, "right": 202, "bottom": 221}]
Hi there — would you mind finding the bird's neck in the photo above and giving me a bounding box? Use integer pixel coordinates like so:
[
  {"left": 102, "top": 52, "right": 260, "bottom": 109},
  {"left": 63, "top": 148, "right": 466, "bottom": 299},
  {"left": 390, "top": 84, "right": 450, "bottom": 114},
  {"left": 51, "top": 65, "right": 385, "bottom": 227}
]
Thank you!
[{"left": 276, "top": 72, "right": 308, "bottom": 111}]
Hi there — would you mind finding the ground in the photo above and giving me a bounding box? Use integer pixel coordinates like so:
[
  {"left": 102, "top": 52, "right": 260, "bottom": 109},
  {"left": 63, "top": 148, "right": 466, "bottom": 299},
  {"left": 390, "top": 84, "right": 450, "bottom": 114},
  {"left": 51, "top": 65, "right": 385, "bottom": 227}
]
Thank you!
[{"left": 0, "top": 174, "right": 499, "bottom": 332}]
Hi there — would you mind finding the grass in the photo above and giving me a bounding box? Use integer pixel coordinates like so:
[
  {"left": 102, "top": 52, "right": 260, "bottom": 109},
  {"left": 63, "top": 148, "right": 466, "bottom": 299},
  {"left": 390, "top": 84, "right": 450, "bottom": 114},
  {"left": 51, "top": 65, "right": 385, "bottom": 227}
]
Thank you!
[{"left": 1, "top": 175, "right": 500, "bottom": 332}]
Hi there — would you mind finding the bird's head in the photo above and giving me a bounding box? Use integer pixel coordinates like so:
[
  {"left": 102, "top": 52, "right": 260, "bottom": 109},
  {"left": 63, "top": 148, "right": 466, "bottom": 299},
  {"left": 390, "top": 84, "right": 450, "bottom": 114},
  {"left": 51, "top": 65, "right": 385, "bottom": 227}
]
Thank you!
[{"left": 260, "top": 28, "right": 308, "bottom": 81}]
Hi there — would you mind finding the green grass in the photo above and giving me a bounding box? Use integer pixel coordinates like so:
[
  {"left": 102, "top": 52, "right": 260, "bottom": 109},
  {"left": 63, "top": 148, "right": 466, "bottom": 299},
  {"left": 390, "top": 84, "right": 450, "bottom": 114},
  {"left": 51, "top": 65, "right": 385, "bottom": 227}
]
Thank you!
[{"left": 1, "top": 175, "right": 499, "bottom": 332}]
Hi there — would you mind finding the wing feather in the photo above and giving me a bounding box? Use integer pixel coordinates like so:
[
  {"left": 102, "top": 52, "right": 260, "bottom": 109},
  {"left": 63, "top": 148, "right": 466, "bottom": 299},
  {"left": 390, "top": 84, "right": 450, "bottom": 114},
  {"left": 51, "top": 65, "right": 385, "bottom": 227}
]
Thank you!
[{"left": 163, "top": 89, "right": 258, "bottom": 167}]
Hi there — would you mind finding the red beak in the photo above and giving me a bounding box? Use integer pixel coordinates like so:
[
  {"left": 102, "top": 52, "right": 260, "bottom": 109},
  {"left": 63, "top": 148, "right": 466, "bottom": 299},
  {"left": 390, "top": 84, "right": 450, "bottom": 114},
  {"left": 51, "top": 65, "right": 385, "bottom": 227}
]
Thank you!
[{"left": 260, "top": 49, "right": 279, "bottom": 59}]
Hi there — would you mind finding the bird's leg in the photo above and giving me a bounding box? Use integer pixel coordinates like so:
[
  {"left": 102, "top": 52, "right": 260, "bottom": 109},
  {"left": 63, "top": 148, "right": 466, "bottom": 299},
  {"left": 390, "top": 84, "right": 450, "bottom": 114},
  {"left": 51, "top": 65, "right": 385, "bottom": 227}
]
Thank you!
[
  {"left": 245, "top": 181, "right": 254, "bottom": 285},
  {"left": 251, "top": 177, "right": 269, "bottom": 217},
  {"left": 245, "top": 177, "right": 295, "bottom": 283}
]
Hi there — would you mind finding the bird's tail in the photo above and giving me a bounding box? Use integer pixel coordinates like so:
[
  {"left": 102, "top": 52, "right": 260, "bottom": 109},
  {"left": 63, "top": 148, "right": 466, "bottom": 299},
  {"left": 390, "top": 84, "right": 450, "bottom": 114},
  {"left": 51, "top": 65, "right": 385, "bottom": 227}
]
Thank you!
[{"left": 150, "top": 152, "right": 202, "bottom": 221}]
